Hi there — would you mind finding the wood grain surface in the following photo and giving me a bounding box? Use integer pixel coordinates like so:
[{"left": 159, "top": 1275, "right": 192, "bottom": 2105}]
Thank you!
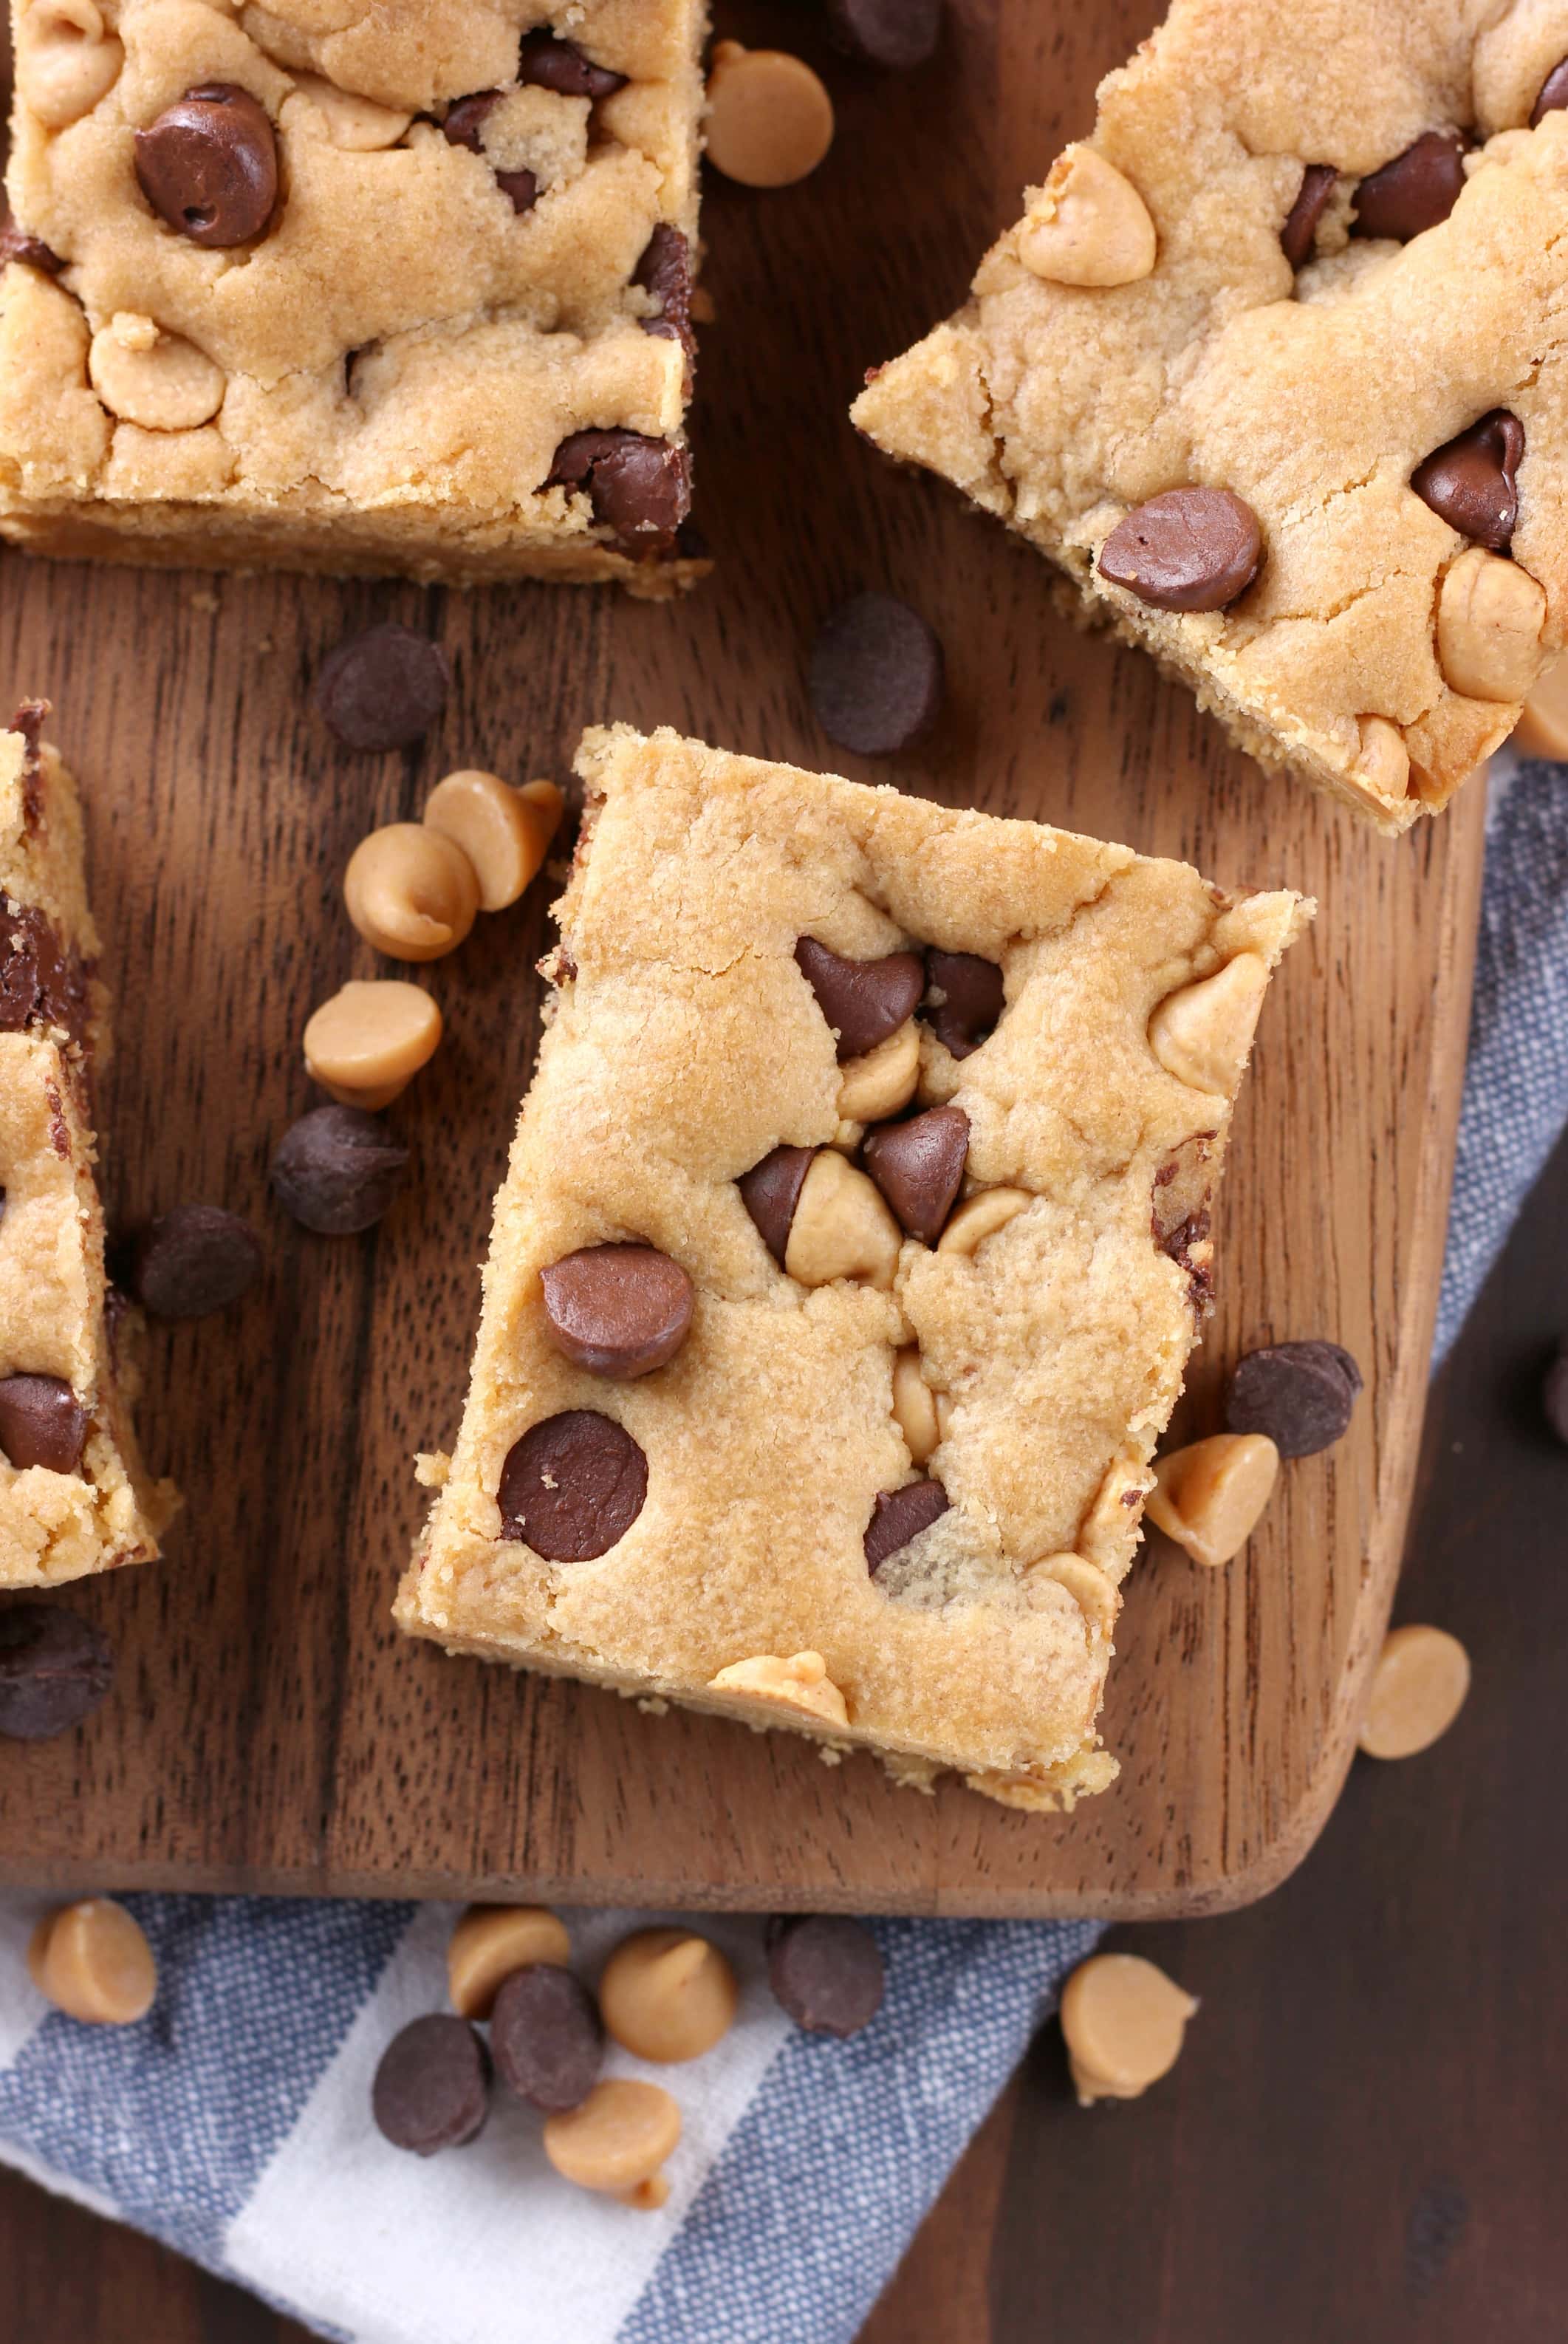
[{"left": 0, "top": 0, "right": 1484, "bottom": 1916}]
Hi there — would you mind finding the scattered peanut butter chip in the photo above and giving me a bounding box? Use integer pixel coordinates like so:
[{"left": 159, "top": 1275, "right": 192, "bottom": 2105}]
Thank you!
[
  {"left": 314, "top": 623, "right": 450, "bottom": 752},
  {"left": 600, "top": 1929, "right": 739, "bottom": 2063},
  {"left": 134, "top": 83, "right": 278, "bottom": 247},
  {"left": 807, "top": 593, "right": 945, "bottom": 757},
  {"left": 767, "top": 1915, "right": 885, "bottom": 2037},
  {"left": 1059, "top": 1952, "right": 1197, "bottom": 2106},
  {"left": 795, "top": 935, "right": 925, "bottom": 1060},
  {"left": 0, "top": 1604, "right": 112, "bottom": 1740},
  {"left": 423, "top": 771, "right": 561, "bottom": 912},
  {"left": 1513, "top": 652, "right": 1568, "bottom": 759},
  {"left": 1098, "top": 488, "right": 1263, "bottom": 612},
  {"left": 372, "top": 2014, "right": 490, "bottom": 2153},
  {"left": 344, "top": 824, "right": 479, "bottom": 962},
  {"left": 737, "top": 1142, "right": 816, "bottom": 1264},
  {"left": 705, "top": 41, "right": 834, "bottom": 187},
  {"left": 447, "top": 1904, "right": 569, "bottom": 2020},
  {"left": 1358, "top": 1624, "right": 1471, "bottom": 1760},
  {"left": 863, "top": 1104, "right": 969, "bottom": 1242},
  {"left": 29, "top": 1897, "right": 157, "bottom": 2025},
  {"left": 1412, "top": 410, "right": 1524, "bottom": 553},
  {"left": 1351, "top": 130, "right": 1465, "bottom": 241},
  {"left": 0, "top": 1373, "right": 87, "bottom": 1473},
  {"left": 539, "top": 1244, "right": 694, "bottom": 1380},
  {"left": 1146, "top": 1433, "right": 1279, "bottom": 1568},
  {"left": 303, "top": 980, "right": 441, "bottom": 1107},
  {"left": 864, "top": 1477, "right": 950, "bottom": 1571},
  {"left": 543, "top": 2077, "right": 679, "bottom": 2198},
  {"left": 923, "top": 947, "right": 1003, "bottom": 1058},
  {"left": 1532, "top": 56, "right": 1568, "bottom": 126},
  {"left": 491, "top": 1962, "right": 603, "bottom": 2111},
  {"left": 826, "top": 0, "right": 940, "bottom": 69},
  {"left": 129, "top": 1203, "right": 262, "bottom": 1319},
  {"left": 1225, "top": 1339, "right": 1361, "bottom": 1458},
  {"left": 498, "top": 1410, "right": 648, "bottom": 1560},
  {"left": 1280, "top": 163, "right": 1336, "bottom": 267}
]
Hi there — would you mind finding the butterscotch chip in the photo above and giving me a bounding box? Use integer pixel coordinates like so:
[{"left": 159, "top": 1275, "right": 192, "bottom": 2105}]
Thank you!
[
  {"left": 1059, "top": 1952, "right": 1197, "bottom": 2106},
  {"left": 28, "top": 1896, "right": 156, "bottom": 2024},
  {"left": 422, "top": 773, "right": 563, "bottom": 913},
  {"left": 705, "top": 42, "right": 834, "bottom": 188},
  {"left": 599, "top": 1928, "right": 738, "bottom": 2063},
  {"left": 446, "top": 1904, "right": 569, "bottom": 2021},
  {"left": 343, "top": 824, "right": 479, "bottom": 963},
  {"left": 1146, "top": 1432, "right": 1279, "bottom": 1568},
  {"left": 303, "top": 980, "right": 442, "bottom": 1107},
  {"left": 1358, "top": 1624, "right": 1471, "bottom": 1760},
  {"left": 543, "top": 2078, "right": 681, "bottom": 2199}
]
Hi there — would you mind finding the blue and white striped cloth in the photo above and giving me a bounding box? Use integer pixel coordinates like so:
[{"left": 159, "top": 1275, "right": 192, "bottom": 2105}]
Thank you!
[{"left": 0, "top": 761, "right": 1563, "bottom": 2344}]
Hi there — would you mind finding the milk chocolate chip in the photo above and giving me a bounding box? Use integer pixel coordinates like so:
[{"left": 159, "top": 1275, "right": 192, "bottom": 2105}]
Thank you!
[
  {"left": 863, "top": 1477, "right": 949, "bottom": 1571},
  {"left": 1532, "top": 58, "right": 1568, "bottom": 126},
  {"left": 1411, "top": 411, "right": 1524, "bottom": 553},
  {"left": 134, "top": 83, "right": 278, "bottom": 247},
  {"left": 518, "top": 30, "right": 627, "bottom": 99},
  {"left": 0, "top": 221, "right": 64, "bottom": 273},
  {"left": 795, "top": 937, "right": 924, "bottom": 1061},
  {"left": 442, "top": 91, "right": 538, "bottom": 212},
  {"left": 1098, "top": 488, "right": 1263, "bottom": 612},
  {"left": 270, "top": 1105, "right": 408, "bottom": 1237},
  {"left": 863, "top": 1106, "right": 968, "bottom": 1243},
  {"left": 0, "top": 1605, "right": 112, "bottom": 1740},
  {"left": 129, "top": 1203, "right": 262, "bottom": 1320},
  {"left": 491, "top": 1962, "right": 603, "bottom": 2111},
  {"left": 315, "top": 623, "right": 450, "bottom": 753},
  {"left": 738, "top": 1144, "right": 815, "bottom": 1264},
  {"left": 0, "top": 1374, "right": 87, "bottom": 1473},
  {"left": 767, "top": 1915, "right": 885, "bottom": 2037},
  {"left": 372, "top": 2015, "right": 490, "bottom": 2156},
  {"left": 547, "top": 431, "right": 691, "bottom": 550},
  {"left": 0, "top": 899, "right": 90, "bottom": 1049},
  {"left": 540, "top": 1245, "right": 694, "bottom": 1379},
  {"left": 1225, "top": 1339, "right": 1362, "bottom": 1458},
  {"left": 633, "top": 224, "right": 696, "bottom": 377},
  {"left": 923, "top": 948, "right": 1003, "bottom": 1059},
  {"left": 808, "top": 592, "right": 945, "bottom": 757},
  {"left": 1350, "top": 130, "right": 1465, "bottom": 241},
  {"left": 1281, "top": 163, "right": 1336, "bottom": 267},
  {"left": 826, "top": 0, "right": 941, "bottom": 69},
  {"left": 499, "top": 1411, "right": 648, "bottom": 1560}
]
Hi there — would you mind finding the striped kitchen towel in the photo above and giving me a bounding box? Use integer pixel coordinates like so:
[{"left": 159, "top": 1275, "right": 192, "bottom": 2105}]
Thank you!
[{"left": 0, "top": 759, "right": 1562, "bottom": 2344}]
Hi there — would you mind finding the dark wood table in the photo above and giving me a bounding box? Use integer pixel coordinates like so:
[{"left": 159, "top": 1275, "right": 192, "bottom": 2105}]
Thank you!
[{"left": 5, "top": 1119, "right": 1565, "bottom": 2341}]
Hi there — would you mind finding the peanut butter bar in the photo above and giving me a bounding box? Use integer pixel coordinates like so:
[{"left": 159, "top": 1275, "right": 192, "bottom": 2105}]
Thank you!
[
  {"left": 0, "top": 705, "right": 177, "bottom": 1586},
  {"left": 397, "top": 728, "right": 1311, "bottom": 1811},
  {"left": 852, "top": 0, "right": 1568, "bottom": 831},
  {"left": 0, "top": 1, "right": 706, "bottom": 593}
]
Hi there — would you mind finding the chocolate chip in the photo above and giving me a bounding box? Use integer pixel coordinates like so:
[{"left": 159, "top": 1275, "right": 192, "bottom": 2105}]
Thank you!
[
  {"left": 826, "top": 0, "right": 941, "bottom": 69},
  {"left": 1281, "top": 163, "right": 1336, "bottom": 268},
  {"left": 794, "top": 936, "right": 925, "bottom": 1062},
  {"left": 807, "top": 592, "right": 945, "bottom": 758},
  {"left": 129, "top": 1203, "right": 262, "bottom": 1319},
  {"left": 1544, "top": 1343, "right": 1568, "bottom": 1446},
  {"left": 499, "top": 1410, "right": 648, "bottom": 1560},
  {"left": 490, "top": 1963, "right": 603, "bottom": 2111},
  {"left": 864, "top": 1477, "right": 949, "bottom": 1571},
  {"left": 313, "top": 623, "right": 450, "bottom": 753},
  {"left": 372, "top": 2015, "right": 490, "bottom": 2156},
  {"left": 863, "top": 1106, "right": 968, "bottom": 1243},
  {"left": 270, "top": 1104, "right": 409, "bottom": 1236},
  {"left": 738, "top": 1144, "right": 816, "bottom": 1265},
  {"left": 633, "top": 223, "right": 696, "bottom": 380},
  {"left": 493, "top": 165, "right": 540, "bottom": 212},
  {"left": 1411, "top": 410, "right": 1524, "bottom": 553},
  {"left": 1350, "top": 130, "right": 1465, "bottom": 242},
  {"left": 767, "top": 1916, "right": 885, "bottom": 2037},
  {"left": 923, "top": 949, "right": 1003, "bottom": 1059},
  {"left": 1225, "top": 1339, "right": 1363, "bottom": 1458},
  {"left": 134, "top": 83, "right": 278, "bottom": 247},
  {"left": 518, "top": 30, "right": 627, "bottom": 100},
  {"left": 1098, "top": 488, "right": 1264, "bottom": 612},
  {"left": 442, "top": 92, "right": 538, "bottom": 213},
  {"left": 547, "top": 430, "right": 691, "bottom": 550},
  {"left": 0, "top": 221, "right": 63, "bottom": 274},
  {"left": 0, "top": 1374, "right": 87, "bottom": 1473},
  {"left": 0, "top": 899, "right": 92, "bottom": 1051},
  {"left": 1531, "top": 58, "right": 1568, "bottom": 126},
  {"left": 0, "top": 1605, "right": 113, "bottom": 1740},
  {"left": 540, "top": 1244, "right": 694, "bottom": 1379}
]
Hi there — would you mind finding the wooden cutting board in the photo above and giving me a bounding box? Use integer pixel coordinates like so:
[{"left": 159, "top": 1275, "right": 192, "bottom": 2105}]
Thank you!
[{"left": 0, "top": 0, "right": 1483, "bottom": 1917}]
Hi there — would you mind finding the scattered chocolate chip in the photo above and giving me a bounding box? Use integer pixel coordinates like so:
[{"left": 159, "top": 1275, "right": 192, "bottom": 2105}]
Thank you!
[
  {"left": 498, "top": 1410, "right": 648, "bottom": 1560},
  {"left": 1350, "top": 130, "right": 1465, "bottom": 242},
  {"left": 313, "top": 622, "right": 450, "bottom": 753},
  {"left": 738, "top": 1144, "right": 816, "bottom": 1265},
  {"left": 0, "top": 1374, "right": 87, "bottom": 1474},
  {"left": 490, "top": 1962, "right": 603, "bottom": 2110},
  {"left": 794, "top": 936, "right": 925, "bottom": 1062},
  {"left": 547, "top": 430, "right": 691, "bottom": 550},
  {"left": 863, "top": 1106, "right": 968, "bottom": 1243},
  {"left": 0, "top": 221, "right": 64, "bottom": 274},
  {"left": 1225, "top": 1339, "right": 1363, "bottom": 1458},
  {"left": 134, "top": 83, "right": 278, "bottom": 247},
  {"left": 518, "top": 30, "right": 627, "bottom": 99},
  {"left": 1411, "top": 409, "right": 1523, "bottom": 553},
  {"left": 129, "top": 1203, "right": 262, "bottom": 1320},
  {"left": 1098, "top": 488, "right": 1263, "bottom": 612},
  {"left": 270, "top": 1104, "right": 409, "bottom": 1236},
  {"left": 923, "top": 949, "right": 1003, "bottom": 1059},
  {"left": 767, "top": 1915, "right": 885, "bottom": 2037},
  {"left": 807, "top": 592, "right": 945, "bottom": 758},
  {"left": 863, "top": 1477, "right": 949, "bottom": 1571},
  {"left": 1532, "top": 58, "right": 1568, "bottom": 126},
  {"left": 540, "top": 1244, "right": 694, "bottom": 1379},
  {"left": 1544, "top": 1343, "right": 1568, "bottom": 1446},
  {"left": 1281, "top": 163, "right": 1336, "bottom": 268},
  {"left": 0, "top": 899, "right": 92, "bottom": 1050},
  {"left": 826, "top": 0, "right": 941, "bottom": 69},
  {"left": 633, "top": 223, "right": 696, "bottom": 380},
  {"left": 441, "top": 91, "right": 538, "bottom": 212},
  {"left": 0, "top": 1605, "right": 113, "bottom": 1740},
  {"left": 372, "top": 2015, "right": 490, "bottom": 2156}
]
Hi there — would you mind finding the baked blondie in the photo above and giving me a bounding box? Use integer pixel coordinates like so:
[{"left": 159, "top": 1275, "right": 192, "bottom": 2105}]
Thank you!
[
  {"left": 0, "top": 705, "right": 177, "bottom": 1586},
  {"left": 0, "top": 1, "right": 706, "bottom": 593},
  {"left": 397, "top": 727, "right": 1310, "bottom": 1811},
  {"left": 852, "top": 0, "right": 1568, "bottom": 832}
]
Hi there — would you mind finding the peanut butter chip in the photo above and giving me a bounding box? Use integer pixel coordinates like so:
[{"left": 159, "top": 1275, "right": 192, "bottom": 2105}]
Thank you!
[
  {"left": 705, "top": 41, "right": 834, "bottom": 188},
  {"left": 303, "top": 980, "right": 442, "bottom": 1108},
  {"left": 543, "top": 2078, "right": 681, "bottom": 2200},
  {"left": 1018, "top": 145, "right": 1157, "bottom": 287},
  {"left": 836, "top": 1022, "right": 920, "bottom": 1125},
  {"left": 16, "top": 1, "right": 123, "bottom": 130},
  {"left": 1354, "top": 714, "right": 1411, "bottom": 801},
  {"left": 706, "top": 1650, "right": 849, "bottom": 1727},
  {"left": 422, "top": 773, "right": 562, "bottom": 912},
  {"left": 891, "top": 1347, "right": 941, "bottom": 1465},
  {"left": 446, "top": 1904, "right": 569, "bottom": 2020},
  {"left": 28, "top": 1897, "right": 156, "bottom": 2024},
  {"left": 1146, "top": 1433, "right": 1279, "bottom": 1568},
  {"left": 1148, "top": 953, "right": 1270, "bottom": 1095},
  {"left": 600, "top": 1929, "right": 739, "bottom": 2063},
  {"left": 784, "top": 1149, "right": 903, "bottom": 1288},
  {"left": 1059, "top": 1952, "right": 1197, "bottom": 2106},
  {"left": 1358, "top": 1624, "right": 1471, "bottom": 1760},
  {"left": 936, "top": 1187, "right": 1030, "bottom": 1256},
  {"left": 1436, "top": 549, "right": 1546, "bottom": 702},
  {"left": 1515, "top": 652, "right": 1568, "bottom": 759},
  {"left": 343, "top": 824, "right": 479, "bottom": 962},
  {"left": 289, "top": 70, "right": 411, "bottom": 151},
  {"left": 89, "top": 315, "right": 225, "bottom": 429}
]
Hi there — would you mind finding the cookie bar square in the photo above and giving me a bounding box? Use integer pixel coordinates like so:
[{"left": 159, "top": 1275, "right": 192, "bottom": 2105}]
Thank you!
[
  {"left": 397, "top": 727, "right": 1310, "bottom": 1811},
  {"left": 852, "top": 0, "right": 1568, "bottom": 831},
  {"left": 0, "top": 704, "right": 177, "bottom": 1586},
  {"left": 0, "top": 1, "right": 707, "bottom": 594}
]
